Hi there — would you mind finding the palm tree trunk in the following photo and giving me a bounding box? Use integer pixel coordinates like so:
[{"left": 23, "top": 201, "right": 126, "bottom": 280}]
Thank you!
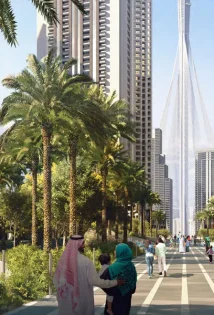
[
  {"left": 115, "top": 193, "right": 119, "bottom": 242},
  {"left": 31, "top": 158, "right": 38, "bottom": 246},
  {"left": 42, "top": 126, "right": 52, "bottom": 252},
  {"left": 55, "top": 228, "right": 59, "bottom": 250},
  {"left": 101, "top": 168, "right": 108, "bottom": 242},
  {"left": 207, "top": 217, "right": 209, "bottom": 236},
  {"left": 69, "top": 135, "right": 78, "bottom": 236},
  {"left": 140, "top": 204, "right": 144, "bottom": 237},
  {"left": 13, "top": 222, "right": 16, "bottom": 247},
  {"left": 107, "top": 220, "right": 111, "bottom": 237},
  {"left": 63, "top": 230, "right": 67, "bottom": 248},
  {"left": 123, "top": 188, "right": 129, "bottom": 243},
  {"left": 150, "top": 206, "right": 152, "bottom": 237},
  {"left": 130, "top": 204, "right": 133, "bottom": 232}
]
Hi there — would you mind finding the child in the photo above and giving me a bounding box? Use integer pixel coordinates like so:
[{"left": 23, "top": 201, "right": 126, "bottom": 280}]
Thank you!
[
  {"left": 98, "top": 253, "right": 114, "bottom": 315},
  {"left": 207, "top": 246, "right": 214, "bottom": 263}
]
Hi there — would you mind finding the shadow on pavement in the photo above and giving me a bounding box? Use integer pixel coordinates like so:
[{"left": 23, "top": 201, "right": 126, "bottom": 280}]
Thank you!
[
  {"left": 4, "top": 305, "right": 57, "bottom": 315},
  {"left": 5, "top": 304, "right": 213, "bottom": 315},
  {"left": 130, "top": 304, "right": 214, "bottom": 315},
  {"left": 167, "top": 273, "right": 194, "bottom": 278}
]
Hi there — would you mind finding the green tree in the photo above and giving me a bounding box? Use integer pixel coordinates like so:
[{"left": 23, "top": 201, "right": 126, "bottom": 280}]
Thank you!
[
  {"left": 87, "top": 87, "right": 134, "bottom": 242},
  {"left": 152, "top": 210, "right": 166, "bottom": 236},
  {"left": 56, "top": 84, "right": 114, "bottom": 236},
  {"left": 1, "top": 51, "right": 89, "bottom": 251},
  {"left": 0, "top": 123, "right": 42, "bottom": 245},
  {"left": 195, "top": 211, "right": 207, "bottom": 230},
  {"left": 137, "top": 186, "right": 151, "bottom": 237},
  {"left": 147, "top": 192, "right": 161, "bottom": 236},
  {"left": 90, "top": 140, "right": 124, "bottom": 242},
  {"left": 109, "top": 159, "right": 145, "bottom": 242},
  {"left": 0, "top": 0, "right": 85, "bottom": 46},
  {"left": 0, "top": 189, "right": 31, "bottom": 245}
]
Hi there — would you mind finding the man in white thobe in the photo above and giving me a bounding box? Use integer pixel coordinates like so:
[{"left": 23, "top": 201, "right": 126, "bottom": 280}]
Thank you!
[
  {"left": 155, "top": 237, "right": 167, "bottom": 277},
  {"left": 53, "top": 235, "right": 120, "bottom": 315},
  {"left": 179, "top": 236, "right": 185, "bottom": 253}
]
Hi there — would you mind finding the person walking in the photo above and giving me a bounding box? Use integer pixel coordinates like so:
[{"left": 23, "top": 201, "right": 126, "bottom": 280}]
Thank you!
[
  {"left": 155, "top": 237, "right": 167, "bottom": 277},
  {"left": 145, "top": 240, "right": 155, "bottom": 278},
  {"left": 98, "top": 253, "right": 114, "bottom": 315},
  {"left": 207, "top": 246, "right": 214, "bottom": 263},
  {"left": 194, "top": 235, "right": 197, "bottom": 246},
  {"left": 179, "top": 236, "right": 185, "bottom": 253},
  {"left": 53, "top": 235, "right": 124, "bottom": 315},
  {"left": 186, "top": 237, "right": 190, "bottom": 252},
  {"left": 101, "top": 243, "right": 137, "bottom": 315}
]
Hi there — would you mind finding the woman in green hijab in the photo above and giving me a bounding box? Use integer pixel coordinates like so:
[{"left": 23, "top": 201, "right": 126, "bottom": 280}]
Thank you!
[{"left": 100, "top": 243, "right": 137, "bottom": 315}]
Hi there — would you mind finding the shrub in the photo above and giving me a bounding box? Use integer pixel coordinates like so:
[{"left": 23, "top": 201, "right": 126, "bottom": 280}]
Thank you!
[
  {"left": 208, "top": 229, "right": 214, "bottom": 241},
  {"left": 6, "top": 245, "right": 50, "bottom": 300},
  {"left": 198, "top": 228, "right": 208, "bottom": 239},
  {"left": 158, "top": 229, "right": 170, "bottom": 239},
  {"left": 0, "top": 276, "right": 23, "bottom": 312},
  {"left": 132, "top": 219, "right": 140, "bottom": 235}
]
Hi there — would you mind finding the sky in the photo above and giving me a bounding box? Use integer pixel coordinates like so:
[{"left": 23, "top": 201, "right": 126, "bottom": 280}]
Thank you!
[{"left": 0, "top": 0, "right": 214, "bottom": 130}]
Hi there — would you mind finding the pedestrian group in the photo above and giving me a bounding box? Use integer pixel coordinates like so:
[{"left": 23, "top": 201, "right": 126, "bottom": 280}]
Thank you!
[{"left": 53, "top": 233, "right": 200, "bottom": 314}]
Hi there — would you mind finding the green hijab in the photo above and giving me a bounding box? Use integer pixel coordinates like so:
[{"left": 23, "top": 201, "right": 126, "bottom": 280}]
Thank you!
[{"left": 108, "top": 243, "right": 137, "bottom": 296}]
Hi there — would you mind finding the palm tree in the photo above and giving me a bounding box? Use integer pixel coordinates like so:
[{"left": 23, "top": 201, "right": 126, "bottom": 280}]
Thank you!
[
  {"left": 0, "top": 0, "right": 85, "bottom": 46},
  {"left": 147, "top": 192, "right": 161, "bottom": 236},
  {"left": 0, "top": 51, "right": 89, "bottom": 251},
  {"left": 138, "top": 186, "right": 151, "bottom": 237},
  {"left": 196, "top": 204, "right": 214, "bottom": 236},
  {"left": 87, "top": 87, "right": 134, "bottom": 242},
  {"left": 109, "top": 160, "right": 145, "bottom": 242},
  {"left": 53, "top": 83, "right": 115, "bottom": 236},
  {"left": 90, "top": 140, "right": 124, "bottom": 242},
  {"left": 0, "top": 122, "right": 42, "bottom": 245},
  {"left": 195, "top": 210, "right": 207, "bottom": 230},
  {"left": 152, "top": 210, "right": 166, "bottom": 236},
  {"left": 208, "top": 197, "right": 214, "bottom": 228}
]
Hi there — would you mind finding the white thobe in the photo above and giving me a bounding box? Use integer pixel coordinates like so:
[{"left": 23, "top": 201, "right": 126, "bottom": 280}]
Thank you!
[
  {"left": 179, "top": 238, "right": 185, "bottom": 253},
  {"left": 57, "top": 252, "right": 117, "bottom": 315}
]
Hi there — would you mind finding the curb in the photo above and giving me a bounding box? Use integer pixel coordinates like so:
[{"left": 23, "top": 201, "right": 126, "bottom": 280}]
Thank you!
[{"left": 3, "top": 295, "right": 55, "bottom": 315}]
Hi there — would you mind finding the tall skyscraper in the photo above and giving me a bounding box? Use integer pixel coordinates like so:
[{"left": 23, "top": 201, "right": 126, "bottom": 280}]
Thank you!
[
  {"left": 195, "top": 150, "right": 214, "bottom": 232},
  {"left": 160, "top": 0, "right": 214, "bottom": 235},
  {"left": 37, "top": 0, "right": 152, "bottom": 180},
  {"left": 151, "top": 129, "right": 173, "bottom": 231}
]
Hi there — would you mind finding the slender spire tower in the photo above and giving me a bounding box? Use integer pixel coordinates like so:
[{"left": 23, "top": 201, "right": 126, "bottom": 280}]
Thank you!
[
  {"left": 178, "top": 0, "right": 191, "bottom": 235},
  {"left": 161, "top": 0, "right": 214, "bottom": 235}
]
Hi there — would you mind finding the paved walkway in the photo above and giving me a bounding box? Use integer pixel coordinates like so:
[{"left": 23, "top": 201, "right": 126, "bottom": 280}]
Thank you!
[{"left": 5, "top": 245, "right": 214, "bottom": 315}]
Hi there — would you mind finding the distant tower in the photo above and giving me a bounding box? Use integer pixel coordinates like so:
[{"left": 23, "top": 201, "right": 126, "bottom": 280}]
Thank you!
[
  {"left": 151, "top": 129, "right": 173, "bottom": 231},
  {"left": 37, "top": 0, "right": 153, "bottom": 181},
  {"left": 161, "top": 0, "right": 214, "bottom": 235},
  {"left": 195, "top": 151, "right": 214, "bottom": 232},
  {"left": 178, "top": 0, "right": 191, "bottom": 235}
]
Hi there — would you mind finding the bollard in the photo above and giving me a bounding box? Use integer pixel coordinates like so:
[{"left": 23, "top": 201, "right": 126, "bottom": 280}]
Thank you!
[
  {"left": 2, "top": 250, "right": 6, "bottom": 274},
  {"left": 49, "top": 252, "right": 53, "bottom": 296},
  {"left": 136, "top": 245, "right": 138, "bottom": 258},
  {"left": 93, "top": 248, "right": 96, "bottom": 265}
]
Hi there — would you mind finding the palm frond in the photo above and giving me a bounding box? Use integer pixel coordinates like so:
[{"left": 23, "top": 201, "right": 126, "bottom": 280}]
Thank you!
[
  {"left": 70, "top": 0, "right": 86, "bottom": 14},
  {"left": 2, "top": 75, "right": 20, "bottom": 89},
  {"left": 0, "top": 0, "right": 17, "bottom": 46},
  {"left": 31, "top": 0, "right": 59, "bottom": 24}
]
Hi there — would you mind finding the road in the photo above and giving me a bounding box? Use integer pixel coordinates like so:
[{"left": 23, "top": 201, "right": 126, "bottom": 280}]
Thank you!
[{"left": 4, "top": 245, "right": 214, "bottom": 315}]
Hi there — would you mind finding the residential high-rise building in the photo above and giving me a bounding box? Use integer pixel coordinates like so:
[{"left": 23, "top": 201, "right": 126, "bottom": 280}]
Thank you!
[
  {"left": 151, "top": 129, "right": 173, "bottom": 231},
  {"left": 195, "top": 150, "right": 214, "bottom": 232},
  {"left": 37, "top": 0, "right": 152, "bottom": 181}
]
